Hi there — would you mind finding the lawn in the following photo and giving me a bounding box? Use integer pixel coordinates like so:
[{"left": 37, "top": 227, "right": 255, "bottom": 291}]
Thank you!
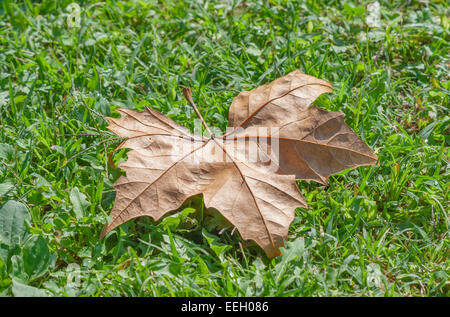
[{"left": 0, "top": 0, "right": 448, "bottom": 297}]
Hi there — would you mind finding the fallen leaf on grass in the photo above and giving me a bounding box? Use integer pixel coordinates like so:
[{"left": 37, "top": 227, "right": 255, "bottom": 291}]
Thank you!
[{"left": 100, "top": 70, "right": 377, "bottom": 257}]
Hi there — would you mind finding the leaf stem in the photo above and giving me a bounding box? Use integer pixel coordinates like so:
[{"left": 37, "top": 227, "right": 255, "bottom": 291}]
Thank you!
[{"left": 183, "top": 87, "right": 214, "bottom": 138}]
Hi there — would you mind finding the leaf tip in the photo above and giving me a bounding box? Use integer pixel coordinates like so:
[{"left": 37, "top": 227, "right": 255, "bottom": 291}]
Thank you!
[{"left": 99, "top": 224, "right": 110, "bottom": 239}]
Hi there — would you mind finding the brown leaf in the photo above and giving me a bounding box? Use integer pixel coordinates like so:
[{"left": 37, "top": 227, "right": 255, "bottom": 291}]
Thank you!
[
  {"left": 100, "top": 70, "right": 378, "bottom": 258},
  {"left": 227, "top": 70, "right": 333, "bottom": 128},
  {"left": 226, "top": 105, "right": 377, "bottom": 185}
]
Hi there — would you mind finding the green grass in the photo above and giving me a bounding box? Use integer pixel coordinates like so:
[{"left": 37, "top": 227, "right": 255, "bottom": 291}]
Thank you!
[{"left": 0, "top": 0, "right": 449, "bottom": 297}]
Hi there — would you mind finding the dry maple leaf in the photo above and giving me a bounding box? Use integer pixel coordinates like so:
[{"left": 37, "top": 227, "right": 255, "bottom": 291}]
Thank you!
[{"left": 100, "top": 70, "right": 378, "bottom": 258}]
